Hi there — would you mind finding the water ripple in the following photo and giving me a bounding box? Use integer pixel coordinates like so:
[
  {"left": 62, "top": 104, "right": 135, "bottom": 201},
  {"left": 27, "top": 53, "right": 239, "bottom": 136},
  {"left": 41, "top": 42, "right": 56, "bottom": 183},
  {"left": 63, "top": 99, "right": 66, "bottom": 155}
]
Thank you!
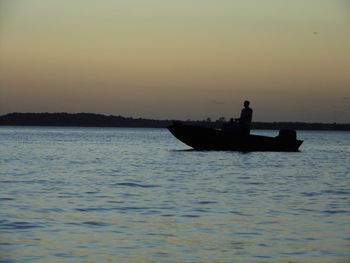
[
  {"left": 114, "top": 182, "right": 160, "bottom": 188},
  {"left": 1, "top": 221, "right": 43, "bottom": 230}
]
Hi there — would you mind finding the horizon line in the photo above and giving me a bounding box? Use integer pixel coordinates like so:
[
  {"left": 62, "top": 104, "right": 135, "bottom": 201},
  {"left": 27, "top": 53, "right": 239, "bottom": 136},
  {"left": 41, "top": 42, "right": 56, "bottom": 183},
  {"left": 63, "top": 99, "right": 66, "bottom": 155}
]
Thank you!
[{"left": 1, "top": 112, "right": 349, "bottom": 125}]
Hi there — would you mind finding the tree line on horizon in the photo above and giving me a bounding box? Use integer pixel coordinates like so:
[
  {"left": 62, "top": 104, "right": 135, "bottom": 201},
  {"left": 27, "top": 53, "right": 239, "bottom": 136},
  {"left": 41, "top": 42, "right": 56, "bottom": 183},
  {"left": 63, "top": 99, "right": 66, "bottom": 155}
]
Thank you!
[{"left": 0, "top": 112, "right": 349, "bottom": 130}]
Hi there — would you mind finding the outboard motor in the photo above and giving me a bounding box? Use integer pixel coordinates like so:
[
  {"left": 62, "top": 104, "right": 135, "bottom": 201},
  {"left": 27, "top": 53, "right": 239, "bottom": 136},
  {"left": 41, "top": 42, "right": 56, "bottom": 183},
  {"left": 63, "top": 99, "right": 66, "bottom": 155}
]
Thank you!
[{"left": 278, "top": 129, "right": 297, "bottom": 140}]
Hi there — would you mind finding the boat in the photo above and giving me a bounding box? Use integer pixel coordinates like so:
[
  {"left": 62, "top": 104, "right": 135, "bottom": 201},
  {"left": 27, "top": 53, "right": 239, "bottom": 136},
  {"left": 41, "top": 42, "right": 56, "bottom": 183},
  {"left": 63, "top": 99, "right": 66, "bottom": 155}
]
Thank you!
[{"left": 168, "top": 122, "right": 303, "bottom": 151}]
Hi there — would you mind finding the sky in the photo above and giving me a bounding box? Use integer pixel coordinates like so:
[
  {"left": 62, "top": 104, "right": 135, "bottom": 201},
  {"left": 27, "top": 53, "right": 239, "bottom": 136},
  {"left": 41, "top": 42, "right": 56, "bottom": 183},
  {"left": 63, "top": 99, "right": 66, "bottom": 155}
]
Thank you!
[{"left": 0, "top": 0, "right": 349, "bottom": 122}]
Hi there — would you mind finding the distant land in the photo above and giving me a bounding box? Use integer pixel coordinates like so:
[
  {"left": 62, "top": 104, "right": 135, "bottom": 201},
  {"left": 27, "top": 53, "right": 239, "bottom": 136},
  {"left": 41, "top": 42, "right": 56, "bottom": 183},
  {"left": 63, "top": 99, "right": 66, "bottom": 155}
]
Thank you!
[{"left": 0, "top": 113, "right": 349, "bottom": 131}]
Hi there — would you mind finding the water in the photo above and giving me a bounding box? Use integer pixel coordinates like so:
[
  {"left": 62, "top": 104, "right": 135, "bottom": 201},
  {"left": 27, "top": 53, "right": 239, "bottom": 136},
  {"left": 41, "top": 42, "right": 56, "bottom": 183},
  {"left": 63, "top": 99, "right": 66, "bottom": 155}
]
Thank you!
[{"left": 1, "top": 126, "right": 349, "bottom": 263}]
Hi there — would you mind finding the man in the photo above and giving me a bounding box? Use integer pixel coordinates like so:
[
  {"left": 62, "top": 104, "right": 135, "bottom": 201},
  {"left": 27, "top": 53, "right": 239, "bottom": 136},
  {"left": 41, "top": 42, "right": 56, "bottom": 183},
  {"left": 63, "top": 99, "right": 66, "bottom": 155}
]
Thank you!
[{"left": 236, "top": 100, "right": 253, "bottom": 135}]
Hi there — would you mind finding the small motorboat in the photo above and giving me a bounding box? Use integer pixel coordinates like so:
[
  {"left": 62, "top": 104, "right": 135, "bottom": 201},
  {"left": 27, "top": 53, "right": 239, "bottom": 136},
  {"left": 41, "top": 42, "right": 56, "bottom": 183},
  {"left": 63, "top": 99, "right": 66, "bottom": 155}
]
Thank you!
[{"left": 168, "top": 122, "right": 303, "bottom": 152}]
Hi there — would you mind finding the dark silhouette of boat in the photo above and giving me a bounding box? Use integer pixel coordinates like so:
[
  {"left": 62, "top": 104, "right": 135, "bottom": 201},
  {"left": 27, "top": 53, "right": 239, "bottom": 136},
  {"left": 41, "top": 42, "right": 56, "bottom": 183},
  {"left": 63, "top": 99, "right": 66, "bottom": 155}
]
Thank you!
[{"left": 168, "top": 122, "right": 303, "bottom": 151}]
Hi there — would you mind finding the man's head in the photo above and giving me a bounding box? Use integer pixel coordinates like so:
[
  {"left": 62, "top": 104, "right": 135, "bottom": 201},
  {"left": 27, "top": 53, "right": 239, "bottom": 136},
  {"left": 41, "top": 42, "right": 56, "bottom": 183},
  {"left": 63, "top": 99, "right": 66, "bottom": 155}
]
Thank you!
[{"left": 244, "top": 100, "right": 250, "bottom": 108}]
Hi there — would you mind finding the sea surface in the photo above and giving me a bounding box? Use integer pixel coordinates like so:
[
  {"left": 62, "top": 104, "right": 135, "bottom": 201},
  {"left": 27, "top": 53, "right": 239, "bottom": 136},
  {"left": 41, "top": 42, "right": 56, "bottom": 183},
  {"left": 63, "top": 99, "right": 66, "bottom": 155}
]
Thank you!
[{"left": 0, "top": 126, "right": 349, "bottom": 263}]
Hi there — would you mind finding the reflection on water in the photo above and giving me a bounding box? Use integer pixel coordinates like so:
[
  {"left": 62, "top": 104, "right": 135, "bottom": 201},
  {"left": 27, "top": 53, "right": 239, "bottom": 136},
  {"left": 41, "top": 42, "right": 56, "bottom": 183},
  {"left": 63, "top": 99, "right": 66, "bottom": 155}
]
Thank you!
[{"left": 0, "top": 127, "right": 350, "bottom": 262}]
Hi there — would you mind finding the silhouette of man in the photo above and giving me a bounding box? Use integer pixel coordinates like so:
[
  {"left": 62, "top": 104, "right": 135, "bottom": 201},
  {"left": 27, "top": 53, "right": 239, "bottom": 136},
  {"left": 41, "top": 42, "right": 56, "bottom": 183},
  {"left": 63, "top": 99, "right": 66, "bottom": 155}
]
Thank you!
[{"left": 236, "top": 100, "right": 253, "bottom": 135}]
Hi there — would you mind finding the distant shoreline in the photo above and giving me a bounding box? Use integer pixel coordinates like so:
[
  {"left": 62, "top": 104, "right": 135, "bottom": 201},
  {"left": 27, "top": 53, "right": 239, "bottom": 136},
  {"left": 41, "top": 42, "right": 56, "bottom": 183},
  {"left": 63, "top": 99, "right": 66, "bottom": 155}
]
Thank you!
[{"left": 0, "top": 112, "right": 349, "bottom": 131}]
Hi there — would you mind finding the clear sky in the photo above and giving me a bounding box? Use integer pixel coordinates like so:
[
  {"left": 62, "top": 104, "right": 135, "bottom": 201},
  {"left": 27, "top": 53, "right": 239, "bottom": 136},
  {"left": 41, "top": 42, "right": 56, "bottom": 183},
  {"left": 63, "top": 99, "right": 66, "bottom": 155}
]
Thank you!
[{"left": 1, "top": 0, "right": 349, "bottom": 122}]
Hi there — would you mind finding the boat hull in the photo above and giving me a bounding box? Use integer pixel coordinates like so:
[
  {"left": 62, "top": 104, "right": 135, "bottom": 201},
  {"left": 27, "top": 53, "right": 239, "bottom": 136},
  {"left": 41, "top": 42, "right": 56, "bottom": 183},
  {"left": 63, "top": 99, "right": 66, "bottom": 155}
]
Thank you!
[{"left": 168, "top": 123, "right": 303, "bottom": 152}]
